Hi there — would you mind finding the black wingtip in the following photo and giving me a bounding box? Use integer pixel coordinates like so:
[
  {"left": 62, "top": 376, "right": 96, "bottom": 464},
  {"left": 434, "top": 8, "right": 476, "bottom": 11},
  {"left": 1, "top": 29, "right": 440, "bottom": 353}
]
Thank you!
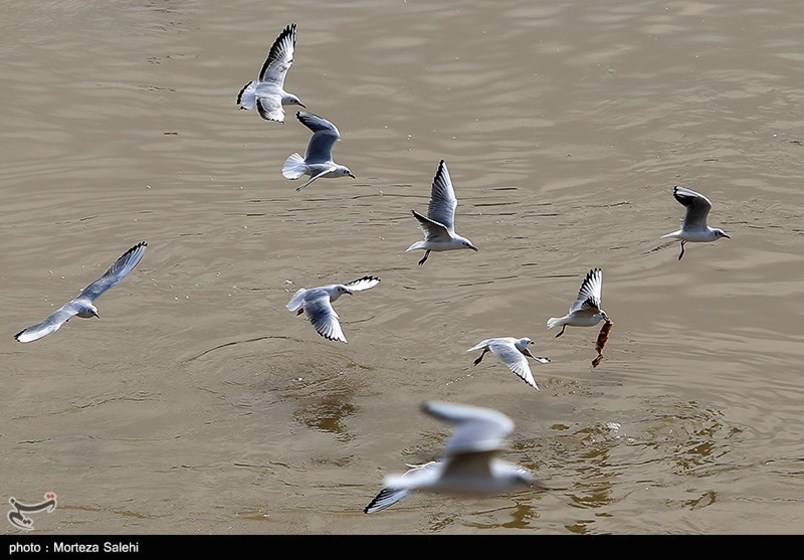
[
  {"left": 433, "top": 160, "right": 448, "bottom": 181},
  {"left": 13, "top": 329, "right": 24, "bottom": 342},
  {"left": 236, "top": 81, "right": 251, "bottom": 106}
]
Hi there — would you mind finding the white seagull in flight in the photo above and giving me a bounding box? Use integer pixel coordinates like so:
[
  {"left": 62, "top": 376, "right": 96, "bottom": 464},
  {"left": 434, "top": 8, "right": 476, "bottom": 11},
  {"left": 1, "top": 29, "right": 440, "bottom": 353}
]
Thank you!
[
  {"left": 237, "top": 23, "right": 305, "bottom": 123},
  {"left": 662, "top": 185, "right": 730, "bottom": 260},
  {"left": 14, "top": 241, "right": 148, "bottom": 343},
  {"left": 547, "top": 268, "right": 608, "bottom": 338},
  {"left": 365, "top": 401, "right": 545, "bottom": 512},
  {"left": 406, "top": 160, "right": 478, "bottom": 266},
  {"left": 282, "top": 111, "right": 355, "bottom": 191},
  {"left": 467, "top": 337, "right": 550, "bottom": 391},
  {"left": 286, "top": 276, "right": 379, "bottom": 343}
]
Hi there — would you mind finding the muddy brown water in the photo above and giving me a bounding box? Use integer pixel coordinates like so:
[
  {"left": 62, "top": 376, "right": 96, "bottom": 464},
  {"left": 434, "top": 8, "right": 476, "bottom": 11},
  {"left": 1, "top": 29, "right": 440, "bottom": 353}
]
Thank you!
[{"left": 1, "top": 0, "right": 803, "bottom": 534}]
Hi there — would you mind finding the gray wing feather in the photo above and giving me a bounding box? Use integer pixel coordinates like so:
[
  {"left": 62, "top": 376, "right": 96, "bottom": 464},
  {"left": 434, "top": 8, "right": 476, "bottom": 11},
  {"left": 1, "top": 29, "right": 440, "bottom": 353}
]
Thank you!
[
  {"left": 411, "top": 210, "right": 451, "bottom": 242},
  {"left": 489, "top": 340, "right": 539, "bottom": 391},
  {"left": 422, "top": 401, "right": 514, "bottom": 457},
  {"left": 343, "top": 276, "right": 380, "bottom": 292},
  {"left": 673, "top": 185, "right": 712, "bottom": 231},
  {"left": 569, "top": 268, "right": 602, "bottom": 313},
  {"left": 14, "top": 305, "right": 80, "bottom": 343},
  {"left": 258, "top": 23, "right": 296, "bottom": 85},
  {"left": 364, "top": 461, "right": 439, "bottom": 514},
  {"left": 78, "top": 241, "right": 148, "bottom": 302},
  {"left": 297, "top": 111, "right": 341, "bottom": 163},
  {"left": 304, "top": 295, "right": 346, "bottom": 343},
  {"left": 426, "top": 160, "right": 457, "bottom": 232},
  {"left": 256, "top": 97, "right": 284, "bottom": 122}
]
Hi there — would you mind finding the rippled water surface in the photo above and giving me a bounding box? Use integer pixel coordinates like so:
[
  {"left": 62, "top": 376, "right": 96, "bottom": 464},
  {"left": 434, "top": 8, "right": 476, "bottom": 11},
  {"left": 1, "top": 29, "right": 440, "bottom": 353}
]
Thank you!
[{"left": 2, "top": 0, "right": 803, "bottom": 534}]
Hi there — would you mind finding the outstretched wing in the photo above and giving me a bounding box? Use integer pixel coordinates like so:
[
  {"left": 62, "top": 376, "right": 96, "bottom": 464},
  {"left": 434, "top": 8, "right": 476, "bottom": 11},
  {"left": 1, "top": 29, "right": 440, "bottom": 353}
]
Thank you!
[
  {"left": 77, "top": 241, "right": 148, "bottom": 303},
  {"left": 343, "top": 276, "right": 380, "bottom": 293},
  {"left": 569, "top": 267, "right": 602, "bottom": 314},
  {"left": 258, "top": 23, "right": 297, "bottom": 86},
  {"left": 673, "top": 185, "right": 713, "bottom": 231},
  {"left": 294, "top": 165, "right": 338, "bottom": 192},
  {"left": 489, "top": 340, "right": 540, "bottom": 391},
  {"left": 14, "top": 304, "right": 80, "bottom": 343},
  {"left": 411, "top": 209, "right": 451, "bottom": 242},
  {"left": 426, "top": 160, "right": 457, "bottom": 232},
  {"left": 296, "top": 111, "right": 341, "bottom": 164},
  {"left": 422, "top": 401, "right": 514, "bottom": 457},
  {"left": 364, "top": 462, "right": 439, "bottom": 514},
  {"left": 304, "top": 294, "right": 347, "bottom": 343}
]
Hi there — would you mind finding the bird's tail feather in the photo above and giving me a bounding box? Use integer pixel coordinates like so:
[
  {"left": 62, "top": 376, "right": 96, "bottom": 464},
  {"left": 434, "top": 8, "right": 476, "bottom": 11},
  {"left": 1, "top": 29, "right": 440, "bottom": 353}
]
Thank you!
[
  {"left": 283, "top": 153, "right": 307, "bottom": 179},
  {"left": 405, "top": 240, "right": 426, "bottom": 253},
  {"left": 285, "top": 288, "right": 307, "bottom": 312},
  {"left": 546, "top": 317, "right": 564, "bottom": 330}
]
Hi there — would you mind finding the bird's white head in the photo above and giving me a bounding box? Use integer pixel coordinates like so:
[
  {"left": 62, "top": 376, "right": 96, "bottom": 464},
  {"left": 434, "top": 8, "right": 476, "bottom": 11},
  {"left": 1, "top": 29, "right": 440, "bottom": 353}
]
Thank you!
[
  {"left": 334, "top": 165, "right": 355, "bottom": 179},
  {"left": 459, "top": 236, "right": 478, "bottom": 252},
  {"left": 327, "top": 285, "right": 353, "bottom": 303},
  {"left": 78, "top": 303, "right": 100, "bottom": 319},
  {"left": 714, "top": 228, "right": 730, "bottom": 239},
  {"left": 283, "top": 93, "right": 305, "bottom": 108}
]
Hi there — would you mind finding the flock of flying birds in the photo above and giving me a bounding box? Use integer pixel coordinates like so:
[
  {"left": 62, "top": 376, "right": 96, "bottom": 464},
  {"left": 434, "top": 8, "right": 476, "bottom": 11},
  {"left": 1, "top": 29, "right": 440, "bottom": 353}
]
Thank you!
[{"left": 13, "top": 23, "right": 732, "bottom": 516}]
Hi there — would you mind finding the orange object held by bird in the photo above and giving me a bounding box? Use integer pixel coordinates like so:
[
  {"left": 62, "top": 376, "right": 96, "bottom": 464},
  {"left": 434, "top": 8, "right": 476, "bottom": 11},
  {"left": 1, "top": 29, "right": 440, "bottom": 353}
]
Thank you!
[{"left": 592, "top": 320, "right": 613, "bottom": 368}]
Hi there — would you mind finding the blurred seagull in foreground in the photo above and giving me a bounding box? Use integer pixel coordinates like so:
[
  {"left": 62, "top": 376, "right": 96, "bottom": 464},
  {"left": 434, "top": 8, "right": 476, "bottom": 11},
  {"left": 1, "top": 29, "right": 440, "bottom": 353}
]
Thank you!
[
  {"left": 467, "top": 337, "right": 550, "bottom": 391},
  {"left": 14, "top": 241, "right": 148, "bottom": 343},
  {"left": 283, "top": 111, "right": 354, "bottom": 191},
  {"left": 406, "top": 160, "right": 478, "bottom": 266},
  {"left": 547, "top": 268, "right": 608, "bottom": 338},
  {"left": 662, "top": 185, "right": 730, "bottom": 260},
  {"left": 286, "top": 276, "right": 379, "bottom": 343},
  {"left": 237, "top": 23, "right": 305, "bottom": 123},
  {"left": 365, "top": 401, "right": 545, "bottom": 513}
]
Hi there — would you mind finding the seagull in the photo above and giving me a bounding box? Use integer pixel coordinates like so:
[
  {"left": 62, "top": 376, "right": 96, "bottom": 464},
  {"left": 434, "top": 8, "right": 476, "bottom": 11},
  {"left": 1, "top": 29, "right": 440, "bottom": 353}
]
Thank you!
[
  {"left": 282, "top": 111, "right": 354, "bottom": 191},
  {"left": 14, "top": 241, "right": 148, "bottom": 343},
  {"left": 466, "top": 337, "right": 550, "bottom": 391},
  {"left": 406, "top": 160, "right": 478, "bottom": 266},
  {"left": 285, "top": 275, "right": 379, "bottom": 343},
  {"left": 547, "top": 267, "right": 608, "bottom": 338},
  {"left": 237, "top": 23, "right": 305, "bottom": 123},
  {"left": 369, "top": 401, "right": 545, "bottom": 509},
  {"left": 662, "top": 185, "right": 730, "bottom": 260}
]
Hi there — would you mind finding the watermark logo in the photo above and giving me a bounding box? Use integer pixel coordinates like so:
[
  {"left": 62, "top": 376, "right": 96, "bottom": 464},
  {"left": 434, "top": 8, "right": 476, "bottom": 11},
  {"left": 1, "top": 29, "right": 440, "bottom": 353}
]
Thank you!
[{"left": 7, "top": 492, "right": 57, "bottom": 531}]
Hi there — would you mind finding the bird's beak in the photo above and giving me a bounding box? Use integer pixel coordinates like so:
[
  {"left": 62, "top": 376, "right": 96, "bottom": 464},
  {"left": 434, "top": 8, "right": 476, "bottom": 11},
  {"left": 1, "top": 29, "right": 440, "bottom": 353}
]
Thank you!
[
  {"left": 345, "top": 289, "right": 354, "bottom": 295},
  {"left": 348, "top": 173, "right": 356, "bottom": 179},
  {"left": 298, "top": 102, "right": 307, "bottom": 108},
  {"left": 469, "top": 244, "right": 478, "bottom": 252},
  {"left": 92, "top": 311, "right": 100, "bottom": 319},
  {"left": 723, "top": 233, "right": 731, "bottom": 239}
]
